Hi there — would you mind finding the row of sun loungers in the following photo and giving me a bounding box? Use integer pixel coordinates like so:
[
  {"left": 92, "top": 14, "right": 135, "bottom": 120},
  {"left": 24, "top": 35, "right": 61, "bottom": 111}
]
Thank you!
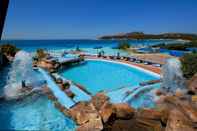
[{"left": 87, "top": 53, "right": 162, "bottom": 67}]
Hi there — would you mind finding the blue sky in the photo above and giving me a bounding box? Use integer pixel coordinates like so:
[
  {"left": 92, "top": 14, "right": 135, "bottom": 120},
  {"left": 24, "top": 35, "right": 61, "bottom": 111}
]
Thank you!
[{"left": 2, "top": 0, "right": 197, "bottom": 39}]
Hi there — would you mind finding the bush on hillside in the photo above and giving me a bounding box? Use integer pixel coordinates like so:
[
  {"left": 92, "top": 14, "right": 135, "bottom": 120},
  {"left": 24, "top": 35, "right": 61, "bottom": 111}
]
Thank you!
[
  {"left": 118, "top": 41, "right": 130, "bottom": 50},
  {"left": 181, "top": 52, "right": 197, "bottom": 78}
]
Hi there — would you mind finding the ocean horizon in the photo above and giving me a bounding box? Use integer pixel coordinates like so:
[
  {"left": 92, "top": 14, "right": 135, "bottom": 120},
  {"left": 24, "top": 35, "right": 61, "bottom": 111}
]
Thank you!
[{"left": 0, "top": 39, "right": 182, "bottom": 52}]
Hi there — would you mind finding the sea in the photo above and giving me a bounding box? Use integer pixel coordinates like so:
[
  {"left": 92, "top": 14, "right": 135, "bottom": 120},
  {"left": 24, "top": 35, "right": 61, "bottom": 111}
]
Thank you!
[{"left": 0, "top": 39, "right": 182, "bottom": 52}]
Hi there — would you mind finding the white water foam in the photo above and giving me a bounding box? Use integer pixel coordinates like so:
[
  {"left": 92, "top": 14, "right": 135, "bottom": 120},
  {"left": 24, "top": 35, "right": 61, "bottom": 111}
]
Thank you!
[
  {"left": 161, "top": 58, "right": 186, "bottom": 93},
  {"left": 4, "top": 51, "right": 44, "bottom": 99}
]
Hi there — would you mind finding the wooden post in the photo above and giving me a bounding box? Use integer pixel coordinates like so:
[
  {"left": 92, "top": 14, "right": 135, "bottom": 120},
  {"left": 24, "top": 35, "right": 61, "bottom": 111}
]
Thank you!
[{"left": 0, "top": 0, "right": 9, "bottom": 40}]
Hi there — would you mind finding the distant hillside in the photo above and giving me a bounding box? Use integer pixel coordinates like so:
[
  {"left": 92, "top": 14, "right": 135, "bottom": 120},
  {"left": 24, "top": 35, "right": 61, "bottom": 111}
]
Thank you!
[{"left": 99, "top": 32, "right": 197, "bottom": 40}]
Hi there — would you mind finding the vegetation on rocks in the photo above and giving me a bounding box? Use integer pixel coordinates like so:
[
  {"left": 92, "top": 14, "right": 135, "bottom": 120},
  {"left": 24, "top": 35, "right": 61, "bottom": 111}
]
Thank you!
[
  {"left": 0, "top": 44, "right": 19, "bottom": 56},
  {"left": 181, "top": 52, "right": 197, "bottom": 78},
  {"left": 35, "top": 48, "right": 47, "bottom": 60},
  {"left": 117, "top": 41, "right": 130, "bottom": 50},
  {"left": 100, "top": 32, "right": 197, "bottom": 40}
]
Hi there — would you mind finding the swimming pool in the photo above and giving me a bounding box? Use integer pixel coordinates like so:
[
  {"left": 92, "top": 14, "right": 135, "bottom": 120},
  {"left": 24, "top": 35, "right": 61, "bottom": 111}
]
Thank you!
[
  {"left": 0, "top": 95, "right": 76, "bottom": 130},
  {"left": 60, "top": 59, "right": 160, "bottom": 95}
]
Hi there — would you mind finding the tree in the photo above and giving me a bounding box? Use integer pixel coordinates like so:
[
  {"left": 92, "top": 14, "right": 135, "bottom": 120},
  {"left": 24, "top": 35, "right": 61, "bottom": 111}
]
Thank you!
[
  {"left": 117, "top": 41, "right": 130, "bottom": 50},
  {"left": 181, "top": 53, "right": 197, "bottom": 78}
]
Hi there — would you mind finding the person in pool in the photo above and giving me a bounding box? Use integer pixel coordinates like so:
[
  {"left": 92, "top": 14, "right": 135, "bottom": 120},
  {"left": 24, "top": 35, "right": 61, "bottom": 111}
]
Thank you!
[{"left": 22, "top": 80, "right": 26, "bottom": 88}]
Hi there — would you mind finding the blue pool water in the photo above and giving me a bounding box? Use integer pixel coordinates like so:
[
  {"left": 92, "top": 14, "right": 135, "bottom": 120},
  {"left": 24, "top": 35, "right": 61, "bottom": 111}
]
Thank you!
[
  {"left": 61, "top": 60, "right": 159, "bottom": 95},
  {"left": 0, "top": 67, "right": 76, "bottom": 130},
  {"left": 0, "top": 95, "right": 76, "bottom": 130}
]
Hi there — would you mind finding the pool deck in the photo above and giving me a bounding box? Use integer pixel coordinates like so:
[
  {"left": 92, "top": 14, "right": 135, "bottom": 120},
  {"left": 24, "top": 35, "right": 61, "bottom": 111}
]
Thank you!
[{"left": 84, "top": 55, "right": 161, "bottom": 74}]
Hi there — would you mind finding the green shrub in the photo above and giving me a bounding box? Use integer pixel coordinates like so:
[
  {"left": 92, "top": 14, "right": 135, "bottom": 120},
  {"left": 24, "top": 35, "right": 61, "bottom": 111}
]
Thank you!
[
  {"left": 0, "top": 44, "right": 19, "bottom": 56},
  {"left": 181, "top": 53, "right": 197, "bottom": 78},
  {"left": 62, "top": 82, "right": 70, "bottom": 90},
  {"left": 36, "top": 48, "right": 47, "bottom": 60},
  {"left": 118, "top": 41, "right": 130, "bottom": 50}
]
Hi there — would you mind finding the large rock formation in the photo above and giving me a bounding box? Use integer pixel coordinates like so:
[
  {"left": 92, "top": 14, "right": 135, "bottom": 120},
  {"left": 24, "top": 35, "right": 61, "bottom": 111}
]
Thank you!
[
  {"left": 111, "top": 118, "right": 163, "bottom": 131},
  {"left": 69, "top": 102, "right": 103, "bottom": 131},
  {"left": 188, "top": 73, "right": 197, "bottom": 94},
  {"left": 99, "top": 101, "right": 115, "bottom": 123},
  {"left": 114, "top": 103, "right": 135, "bottom": 119},
  {"left": 91, "top": 92, "right": 110, "bottom": 111},
  {"left": 166, "top": 109, "right": 195, "bottom": 131},
  {"left": 46, "top": 88, "right": 197, "bottom": 131}
]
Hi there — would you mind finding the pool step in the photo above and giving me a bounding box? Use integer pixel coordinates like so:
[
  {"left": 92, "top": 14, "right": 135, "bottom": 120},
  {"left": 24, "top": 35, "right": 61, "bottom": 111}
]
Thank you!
[
  {"left": 54, "top": 74, "right": 91, "bottom": 102},
  {"left": 38, "top": 68, "right": 76, "bottom": 109},
  {"left": 107, "top": 83, "right": 160, "bottom": 104},
  {"left": 123, "top": 83, "right": 161, "bottom": 103},
  {"left": 72, "top": 82, "right": 92, "bottom": 95},
  {"left": 70, "top": 84, "right": 91, "bottom": 102}
]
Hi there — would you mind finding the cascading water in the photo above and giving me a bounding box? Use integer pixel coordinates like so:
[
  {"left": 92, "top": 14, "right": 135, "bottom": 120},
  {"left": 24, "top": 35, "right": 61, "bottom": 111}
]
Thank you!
[
  {"left": 161, "top": 58, "right": 186, "bottom": 93},
  {"left": 4, "top": 51, "right": 44, "bottom": 100}
]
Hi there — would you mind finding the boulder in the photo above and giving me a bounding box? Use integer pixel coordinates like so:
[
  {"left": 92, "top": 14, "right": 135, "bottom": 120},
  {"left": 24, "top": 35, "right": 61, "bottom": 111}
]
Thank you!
[
  {"left": 163, "top": 95, "right": 197, "bottom": 123},
  {"left": 54, "top": 101, "right": 67, "bottom": 113},
  {"left": 166, "top": 109, "right": 195, "bottom": 131},
  {"left": 136, "top": 109, "right": 162, "bottom": 120},
  {"left": 76, "top": 117, "right": 103, "bottom": 131},
  {"left": 188, "top": 73, "right": 197, "bottom": 94},
  {"left": 69, "top": 101, "right": 103, "bottom": 130},
  {"left": 178, "top": 102, "right": 197, "bottom": 123},
  {"left": 192, "top": 95, "right": 197, "bottom": 102},
  {"left": 91, "top": 92, "right": 109, "bottom": 111},
  {"left": 175, "top": 88, "right": 185, "bottom": 98},
  {"left": 160, "top": 107, "right": 170, "bottom": 125},
  {"left": 111, "top": 118, "right": 163, "bottom": 131},
  {"left": 99, "top": 101, "right": 115, "bottom": 123},
  {"left": 155, "top": 89, "right": 165, "bottom": 96},
  {"left": 114, "top": 103, "right": 135, "bottom": 119}
]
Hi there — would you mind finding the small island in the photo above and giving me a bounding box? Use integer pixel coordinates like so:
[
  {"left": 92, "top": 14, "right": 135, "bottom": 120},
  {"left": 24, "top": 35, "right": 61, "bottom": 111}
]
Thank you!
[{"left": 99, "top": 32, "right": 197, "bottom": 41}]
